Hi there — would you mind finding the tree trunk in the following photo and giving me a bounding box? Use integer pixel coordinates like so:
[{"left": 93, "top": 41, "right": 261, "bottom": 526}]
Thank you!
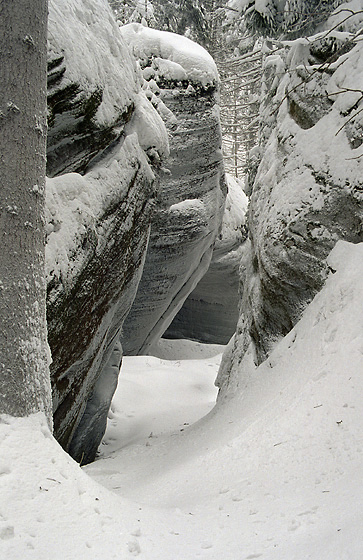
[{"left": 0, "top": 0, "right": 52, "bottom": 425}]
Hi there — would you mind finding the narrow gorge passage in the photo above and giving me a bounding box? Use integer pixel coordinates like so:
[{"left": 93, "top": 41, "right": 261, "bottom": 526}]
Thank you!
[{"left": 94, "top": 339, "right": 223, "bottom": 460}]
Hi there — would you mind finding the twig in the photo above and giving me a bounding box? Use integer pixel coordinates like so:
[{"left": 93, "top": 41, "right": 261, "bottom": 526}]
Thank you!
[{"left": 335, "top": 105, "right": 363, "bottom": 136}]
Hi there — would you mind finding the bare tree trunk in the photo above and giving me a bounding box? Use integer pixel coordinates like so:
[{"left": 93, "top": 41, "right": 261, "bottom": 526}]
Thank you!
[{"left": 0, "top": 0, "right": 52, "bottom": 425}]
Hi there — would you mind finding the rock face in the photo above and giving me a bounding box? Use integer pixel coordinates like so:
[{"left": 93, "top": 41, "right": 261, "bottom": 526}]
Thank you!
[
  {"left": 217, "top": 30, "right": 363, "bottom": 392},
  {"left": 119, "top": 25, "right": 227, "bottom": 355},
  {"left": 46, "top": 0, "right": 168, "bottom": 463},
  {"left": 47, "top": 0, "right": 137, "bottom": 177},
  {"left": 165, "top": 174, "right": 248, "bottom": 344}
]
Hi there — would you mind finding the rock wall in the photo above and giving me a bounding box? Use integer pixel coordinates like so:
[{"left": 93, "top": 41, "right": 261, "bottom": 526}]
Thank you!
[
  {"left": 119, "top": 25, "right": 227, "bottom": 355},
  {"left": 218, "top": 28, "right": 363, "bottom": 393},
  {"left": 45, "top": 8, "right": 227, "bottom": 462},
  {"left": 46, "top": 0, "right": 168, "bottom": 463},
  {"left": 165, "top": 174, "right": 248, "bottom": 344}
]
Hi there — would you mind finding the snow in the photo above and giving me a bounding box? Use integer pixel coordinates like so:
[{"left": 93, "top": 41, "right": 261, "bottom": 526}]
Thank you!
[
  {"left": 48, "top": 0, "right": 139, "bottom": 127},
  {"left": 125, "top": 92, "right": 170, "bottom": 158},
  {"left": 221, "top": 173, "right": 248, "bottom": 240},
  {"left": 325, "top": 0, "right": 363, "bottom": 33},
  {"left": 120, "top": 23, "right": 219, "bottom": 87},
  {"left": 97, "top": 343, "right": 220, "bottom": 451},
  {"left": 45, "top": 127, "right": 164, "bottom": 285},
  {"left": 1, "top": 240, "right": 362, "bottom": 558},
  {"left": 254, "top": 101, "right": 363, "bottom": 236},
  {"left": 326, "top": 42, "right": 363, "bottom": 114},
  {"left": 169, "top": 198, "right": 205, "bottom": 214},
  {"left": 46, "top": 0, "right": 170, "bottom": 286},
  {"left": 253, "top": 35, "right": 363, "bottom": 242}
]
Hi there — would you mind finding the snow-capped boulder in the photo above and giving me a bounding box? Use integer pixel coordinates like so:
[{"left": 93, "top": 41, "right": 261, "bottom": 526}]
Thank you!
[
  {"left": 119, "top": 25, "right": 227, "bottom": 355},
  {"left": 218, "top": 25, "right": 363, "bottom": 391},
  {"left": 165, "top": 174, "right": 248, "bottom": 344},
  {"left": 46, "top": 0, "right": 168, "bottom": 463}
]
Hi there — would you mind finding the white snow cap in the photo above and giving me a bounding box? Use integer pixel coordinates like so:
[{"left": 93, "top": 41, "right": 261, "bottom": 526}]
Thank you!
[
  {"left": 120, "top": 23, "right": 219, "bottom": 87},
  {"left": 126, "top": 92, "right": 169, "bottom": 158}
]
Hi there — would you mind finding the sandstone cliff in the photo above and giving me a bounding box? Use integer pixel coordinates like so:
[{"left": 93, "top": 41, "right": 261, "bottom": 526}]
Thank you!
[
  {"left": 119, "top": 24, "right": 227, "bottom": 355},
  {"left": 45, "top": 6, "right": 227, "bottom": 463},
  {"left": 165, "top": 174, "right": 248, "bottom": 344},
  {"left": 46, "top": 0, "right": 168, "bottom": 463},
  {"left": 218, "top": 23, "right": 363, "bottom": 393}
]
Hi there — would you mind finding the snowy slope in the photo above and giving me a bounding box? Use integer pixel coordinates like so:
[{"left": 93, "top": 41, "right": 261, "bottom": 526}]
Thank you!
[{"left": 1, "top": 241, "right": 362, "bottom": 559}]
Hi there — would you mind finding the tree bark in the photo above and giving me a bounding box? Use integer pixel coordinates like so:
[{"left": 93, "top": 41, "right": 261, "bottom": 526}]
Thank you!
[{"left": 0, "top": 0, "right": 52, "bottom": 425}]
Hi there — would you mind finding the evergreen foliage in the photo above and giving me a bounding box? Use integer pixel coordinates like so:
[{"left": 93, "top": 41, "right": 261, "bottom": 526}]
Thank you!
[{"left": 228, "top": 0, "right": 344, "bottom": 38}]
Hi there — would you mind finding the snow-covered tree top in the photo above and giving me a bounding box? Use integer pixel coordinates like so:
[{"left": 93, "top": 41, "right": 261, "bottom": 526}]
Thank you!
[
  {"left": 120, "top": 23, "right": 219, "bottom": 88},
  {"left": 227, "top": 0, "right": 349, "bottom": 37}
]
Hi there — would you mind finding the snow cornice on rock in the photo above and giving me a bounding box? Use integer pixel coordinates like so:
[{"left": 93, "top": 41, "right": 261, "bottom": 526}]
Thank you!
[{"left": 120, "top": 23, "right": 219, "bottom": 89}]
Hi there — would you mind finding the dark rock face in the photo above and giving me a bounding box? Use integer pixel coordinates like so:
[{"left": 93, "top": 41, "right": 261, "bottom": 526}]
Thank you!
[
  {"left": 165, "top": 175, "right": 248, "bottom": 345},
  {"left": 120, "top": 25, "right": 227, "bottom": 355},
  {"left": 68, "top": 340, "right": 122, "bottom": 464},
  {"left": 46, "top": 157, "right": 154, "bottom": 461},
  {"left": 45, "top": 0, "right": 168, "bottom": 463},
  {"left": 217, "top": 36, "right": 363, "bottom": 392},
  {"left": 47, "top": 54, "right": 134, "bottom": 178}
]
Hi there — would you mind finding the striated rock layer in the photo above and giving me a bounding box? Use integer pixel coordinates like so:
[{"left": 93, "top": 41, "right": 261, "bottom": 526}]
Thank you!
[
  {"left": 165, "top": 174, "right": 248, "bottom": 344},
  {"left": 120, "top": 25, "right": 227, "bottom": 355},
  {"left": 46, "top": 0, "right": 168, "bottom": 463},
  {"left": 218, "top": 28, "right": 363, "bottom": 393}
]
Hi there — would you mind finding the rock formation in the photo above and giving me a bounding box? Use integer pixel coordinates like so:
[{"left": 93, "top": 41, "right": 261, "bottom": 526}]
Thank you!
[
  {"left": 46, "top": 0, "right": 168, "bottom": 463},
  {"left": 119, "top": 24, "right": 227, "bottom": 355},
  {"left": 45, "top": 7, "right": 227, "bottom": 462},
  {"left": 217, "top": 27, "right": 363, "bottom": 393},
  {"left": 165, "top": 174, "right": 248, "bottom": 344}
]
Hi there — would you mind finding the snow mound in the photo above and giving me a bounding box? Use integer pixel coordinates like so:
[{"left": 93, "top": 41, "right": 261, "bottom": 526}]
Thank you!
[
  {"left": 120, "top": 23, "right": 219, "bottom": 87},
  {"left": 169, "top": 198, "right": 205, "bottom": 214},
  {"left": 150, "top": 337, "right": 225, "bottom": 360},
  {"left": 91, "top": 240, "right": 363, "bottom": 559},
  {"left": 1, "top": 241, "right": 362, "bottom": 559}
]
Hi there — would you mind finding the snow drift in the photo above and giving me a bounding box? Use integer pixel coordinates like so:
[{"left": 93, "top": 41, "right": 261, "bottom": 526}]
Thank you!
[{"left": 1, "top": 240, "right": 362, "bottom": 559}]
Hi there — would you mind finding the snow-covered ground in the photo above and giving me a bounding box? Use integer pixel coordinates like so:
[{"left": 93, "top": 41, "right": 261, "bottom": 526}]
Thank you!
[{"left": 1, "top": 241, "right": 362, "bottom": 559}]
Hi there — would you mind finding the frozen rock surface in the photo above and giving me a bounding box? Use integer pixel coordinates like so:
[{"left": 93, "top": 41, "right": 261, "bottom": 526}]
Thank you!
[
  {"left": 219, "top": 28, "right": 363, "bottom": 390},
  {"left": 165, "top": 174, "right": 248, "bottom": 344},
  {"left": 120, "top": 25, "right": 227, "bottom": 355},
  {"left": 45, "top": 0, "right": 168, "bottom": 463}
]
